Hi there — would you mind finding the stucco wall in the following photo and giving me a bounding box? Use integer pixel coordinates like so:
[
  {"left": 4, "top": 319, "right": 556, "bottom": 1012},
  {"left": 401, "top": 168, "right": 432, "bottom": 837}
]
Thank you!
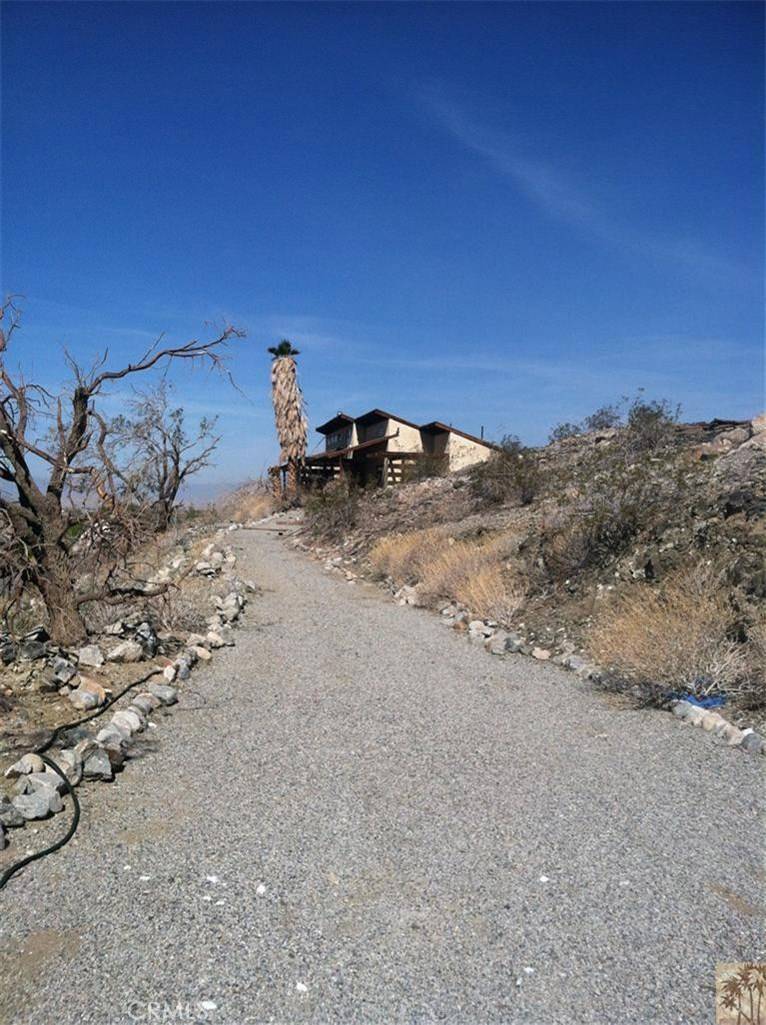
[
  {"left": 446, "top": 434, "right": 492, "bottom": 471},
  {"left": 386, "top": 420, "right": 424, "bottom": 454}
]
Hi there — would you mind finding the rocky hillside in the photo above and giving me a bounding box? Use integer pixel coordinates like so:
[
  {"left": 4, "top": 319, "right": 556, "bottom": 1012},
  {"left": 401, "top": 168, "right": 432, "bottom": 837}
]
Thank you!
[{"left": 301, "top": 412, "right": 766, "bottom": 721}]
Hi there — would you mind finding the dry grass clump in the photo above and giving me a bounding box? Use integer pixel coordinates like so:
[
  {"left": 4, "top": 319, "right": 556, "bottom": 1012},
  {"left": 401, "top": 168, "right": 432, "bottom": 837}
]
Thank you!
[
  {"left": 229, "top": 492, "right": 276, "bottom": 523},
  {"left": 588, "top": 565, "right": 749, "bottom": 698},
  {"left": 367, "top": 527, "right": 447, "bottom": 584},
  {"left": 368, "top": 528, "right": 524, "bottom": 624},
  {"left": 219, "top": 482, "right": 276, "bottom": 524}
]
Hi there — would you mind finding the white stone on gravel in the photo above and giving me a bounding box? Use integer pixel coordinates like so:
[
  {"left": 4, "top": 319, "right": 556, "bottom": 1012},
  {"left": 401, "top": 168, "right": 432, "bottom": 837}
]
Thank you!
[
  {"left": 97, "top": 724, "right": 127, "bottom": 747},
  {"left": 162, "top": 664, "right": 178, "bottom": 682},
  {"left": 192, "top": 645, "right": 213, "bottom": 662},
  {"left": 146, "top": 682, "right": 178, "bottom": 705},
  {"left": 67, "top": 687, "right": 101, "bottom": 711},
  {"left": 701, "top": 712, "right": 723, "bottom": 732},
  {"left": 26, "top": 770, "right": 66, "bottom": 794},
  {"left": 83, "top": 748, "right": 114, "bottom": 781},
  {"left": 131, "top": 695, "right": 156, "bottom": 715},
  {"left": 4, "top": 753, "right": 45, "bottom": 778},
  {"left": 206, "top": 632, "right": 225, "bottom": 649},
  {"left": 113, "top": 709, "right": 143, "bottom": 734},
  {"left": 0, "top": 797, "right": 25, "bottom": 827},
  {"left": 13, "top": 788, "right": 62, "bottom": 819},
  {"left": 77, "top": 644, "right": 104, "bottom": 668},
  {"left": 107, "top": 639, "right": 144, "bottom": 663},
  {"left": 57, "top": 749, "right": 83, "bottom": 785}
]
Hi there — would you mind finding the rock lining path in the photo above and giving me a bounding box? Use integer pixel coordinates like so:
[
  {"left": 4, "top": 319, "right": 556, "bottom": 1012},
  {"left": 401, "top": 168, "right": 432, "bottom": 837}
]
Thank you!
[{"left": 0, "top": 528, "right": 762, "bottom": 1024}]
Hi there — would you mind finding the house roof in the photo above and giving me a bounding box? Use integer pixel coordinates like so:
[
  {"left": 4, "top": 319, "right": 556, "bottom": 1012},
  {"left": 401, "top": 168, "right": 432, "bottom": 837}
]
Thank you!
[
  {"left": 314, "top": 408, "right": 497, "bottom": 449},
  {"left": 315, "top": 412, "right": 355, "bottom": 435},
  {"left": 420, "top": 421, "right": 496, "bottom": 449},
  {"left": 354, "top": 408, "right": 422, "bottom": 431}
]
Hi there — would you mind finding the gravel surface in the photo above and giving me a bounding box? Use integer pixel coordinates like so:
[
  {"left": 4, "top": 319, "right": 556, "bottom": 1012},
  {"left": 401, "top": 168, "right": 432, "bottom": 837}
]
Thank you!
[{"left": 0, "top": 527, "right": 763, "bottom": 1025}]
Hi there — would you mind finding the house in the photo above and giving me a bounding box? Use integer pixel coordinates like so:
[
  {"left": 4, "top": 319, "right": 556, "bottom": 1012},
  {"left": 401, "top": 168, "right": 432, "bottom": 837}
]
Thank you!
[{"left": 294, "top": 408, "right": 494, "bottom": 488}]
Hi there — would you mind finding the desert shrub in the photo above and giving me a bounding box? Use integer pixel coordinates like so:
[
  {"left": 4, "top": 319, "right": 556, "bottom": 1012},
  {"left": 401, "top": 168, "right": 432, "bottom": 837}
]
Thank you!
[
  {"left": 303, "top": 479, "right": 360, "bottom": 537},
  {"left": 469, "top": 435, "right": 540, "bottom": 506},
  {"left": 622, "top": 395, "right": 681, "bottom": 455},
  {"left": 540, "top": 395, "right": 687, "bottom": 579},
  {"left": 588, "top": 565, "right": 749, "bottom": 700},
  {"left": 583, "top": 403, "right": 622, "bottom": 432},
  {"left": 549, "top": 421, "right": 582, "bottom": 443},
  {"left": 400, "top": 454, "right": 448, "bottom": 483}
]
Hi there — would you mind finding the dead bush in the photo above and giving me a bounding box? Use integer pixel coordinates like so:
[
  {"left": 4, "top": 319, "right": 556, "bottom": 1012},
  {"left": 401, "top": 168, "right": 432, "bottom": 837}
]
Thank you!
[{"left": 588, "top": 565, "right": 749, "bottom": 700}]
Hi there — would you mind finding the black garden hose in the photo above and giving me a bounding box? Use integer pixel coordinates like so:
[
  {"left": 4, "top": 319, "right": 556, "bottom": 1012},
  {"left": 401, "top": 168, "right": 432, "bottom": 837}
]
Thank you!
[{"left": 0, "top": 665, "right": 164, "bottom": 891}]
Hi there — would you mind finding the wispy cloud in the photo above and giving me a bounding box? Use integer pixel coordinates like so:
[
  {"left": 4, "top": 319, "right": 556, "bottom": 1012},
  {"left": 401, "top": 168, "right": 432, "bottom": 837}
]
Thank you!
[{"left": 419, "top": 85, "right": 757, "bottom": 287}]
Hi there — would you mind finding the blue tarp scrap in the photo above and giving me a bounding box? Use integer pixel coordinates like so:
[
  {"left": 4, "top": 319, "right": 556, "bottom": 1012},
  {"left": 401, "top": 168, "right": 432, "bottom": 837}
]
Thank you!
[{"left": 667, "top": 691, "right": 727, "bottom": 708}]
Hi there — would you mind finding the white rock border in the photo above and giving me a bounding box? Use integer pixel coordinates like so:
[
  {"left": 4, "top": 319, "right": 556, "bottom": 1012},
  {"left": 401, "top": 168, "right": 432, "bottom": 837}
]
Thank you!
[
  {"left": 307, "top": 545, "right": 766, "bottom": 759},
  {"left": 0, "top": 524, "right": 256, "bottom": 853}
]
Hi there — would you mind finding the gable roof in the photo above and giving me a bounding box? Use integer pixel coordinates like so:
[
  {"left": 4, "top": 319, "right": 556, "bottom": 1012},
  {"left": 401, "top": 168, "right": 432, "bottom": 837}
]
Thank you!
[
  {"left": 420, "top": 421, "right": 496, "bottom": 449},
  {"left": 354, "top": 408, "right": 422, "bottom": 431},
  {"left": 316, "top": 412, "right": 355, "bottom": 435}
]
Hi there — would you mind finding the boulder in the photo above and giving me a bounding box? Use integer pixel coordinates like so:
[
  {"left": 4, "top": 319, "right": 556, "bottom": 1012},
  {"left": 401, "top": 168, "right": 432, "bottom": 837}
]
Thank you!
[
  {"left": 56, "top": 746, "right": 84, "bottom": 783},
  {"left": 701, "top": 712, "right": 724, "bottom": 732},
  {"left": 468, "top": 620, "right": 493, "bottom": 638},
  {"left": 20, "top": 640, "right": 48, "bottom": 661},
  {"left": 131, "top": 694, "right": 157, "bottom": 715},
  {"left": 107, "top": 640, "right": 144, "bottom": 664},
  {"left": 486, "top": 632, "right": 513, "bottom": 656},
  {"left": 83, "top": 748, "right": 114, "bottom": 781},
  {"left": 162, "top": 664, "right": 177, "bottom": 683},
  {"left": 112, "top": 709, "right": 143, "bottom": 734},
  {"left": 97, "top": 722, "right": 129, "bottom": 746},
  {"left": 0, "top": 797, "right": 25, "bottom": 827},
  {"left": 135, "top": 622, "right": 158, "bottom": 657},
  {"left": 52, "top": 657, "right": 78, "bottom": 685},
  {"left": 146, "top": 682, "right": 178, "bottom": 706},
  {"left": 532, "top": 647, "right": 552, "bottom": 661},
  {"left": 26, "top": 770, "right": 66, "bottom": 794},
  {"left": 206, "top": 632, "right": 225, "bottom": 649},
  {"left": 741, "top": 731, "right": 765, "bottom": 755},
  {"left": 0, "top": 637, "right": 18, "bottom": 664},
  {"left": 4, "top": 753, "right": 45, "bottom": 778},
  {"left": 77, "top": 644, "right": 104, "bottom": 668},
  {"left": 192, "top": 645, "right": 212, "bottom": 662},
  {"left": 68, "top": 687, "right": 101, "bottom": 712},
  {"left": 13, "top": 788, "right": 62, "bottom": 819},
  {"left": 103, "top": 621, "right": 125, "bottom": 636}
]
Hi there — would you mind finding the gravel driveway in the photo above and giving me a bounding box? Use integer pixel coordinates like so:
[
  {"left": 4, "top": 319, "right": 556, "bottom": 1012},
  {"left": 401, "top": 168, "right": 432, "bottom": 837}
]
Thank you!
[{"left": 0, "top": 527, "right": 762, "bottom": 1025}]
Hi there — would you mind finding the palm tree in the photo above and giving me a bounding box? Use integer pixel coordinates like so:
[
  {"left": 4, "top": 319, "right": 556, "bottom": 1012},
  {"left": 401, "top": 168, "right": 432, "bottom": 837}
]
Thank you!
[{"left": 268, "top": 339, "right": 307, "bottom": 500}]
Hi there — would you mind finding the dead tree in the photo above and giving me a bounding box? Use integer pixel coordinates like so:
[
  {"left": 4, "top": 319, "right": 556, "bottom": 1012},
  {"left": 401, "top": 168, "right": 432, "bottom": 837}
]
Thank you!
[
  {"left": 111, "top": 382, "right": 221, "bottom": 531},
  {"left": 0, "top": 296, "right": 243, "bottom": 644}
]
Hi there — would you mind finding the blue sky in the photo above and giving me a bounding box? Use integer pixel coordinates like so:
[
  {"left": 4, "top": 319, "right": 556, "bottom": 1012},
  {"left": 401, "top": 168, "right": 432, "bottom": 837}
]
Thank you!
[{"left": 2, "top": 1, "right": 763, "bottom": 494}]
